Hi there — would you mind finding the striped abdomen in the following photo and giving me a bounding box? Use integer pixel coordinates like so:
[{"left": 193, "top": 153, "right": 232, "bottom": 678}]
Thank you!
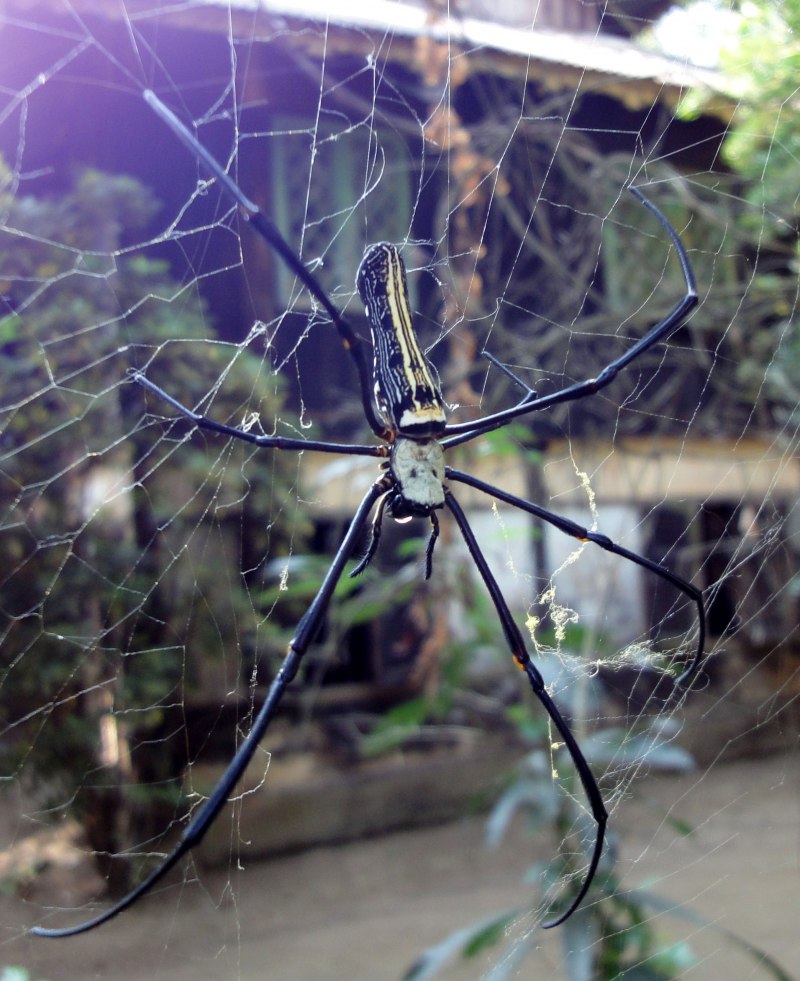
[{"left": 356, "top": 243, "right": 447, "bottom": 439}]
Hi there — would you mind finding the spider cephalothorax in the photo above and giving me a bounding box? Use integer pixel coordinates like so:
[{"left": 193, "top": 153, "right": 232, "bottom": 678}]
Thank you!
[{"left": 33, "top": 89, "right": 706, "bottom": 940}]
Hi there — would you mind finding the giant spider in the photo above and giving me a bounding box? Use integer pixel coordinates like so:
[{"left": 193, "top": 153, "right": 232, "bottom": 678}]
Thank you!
[{"left": 33, "top": 90, "right": 704, "bottom": 938}]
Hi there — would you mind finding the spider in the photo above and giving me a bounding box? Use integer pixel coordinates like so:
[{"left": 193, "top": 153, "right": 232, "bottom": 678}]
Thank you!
[{"left": 33, "top": 90, "right": 705, "bottom": 938}]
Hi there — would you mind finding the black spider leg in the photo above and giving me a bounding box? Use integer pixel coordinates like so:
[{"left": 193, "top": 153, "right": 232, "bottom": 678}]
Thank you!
[
  {"left": 437, "top": 350, "right": 539, "bottom": 452},
  {"left": 481, "top": 349, "right": 537, "bottom": 403},
  {"left": 133, "top": 372, "right": 384, "bottom": 459},
  {"left": 445, "top": 489, "right": 606, "bottom": 928},
  {"left": 446, "top": 468, "right": 705, "bottom": 686},
  {"left": 349, "top": 490, "right": 390, "bottom": 578},
  {"left": 424, "top": 511, "right": 440, "bottom": 580},
  {"left": 442, "top": 186, "right": 698, "bottom": 446},
  {"left": 144, "top": 90, "right": 389, "bottom": 441},
  {"left": 33, "top": 480, "right": 388, "bottom": 939},
  {"left": 350, "top": 500, "right": 440, "bottom": 581}
]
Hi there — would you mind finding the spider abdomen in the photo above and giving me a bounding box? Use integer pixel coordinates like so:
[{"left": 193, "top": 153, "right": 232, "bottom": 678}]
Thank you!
[{"left": 356, "top": 242, "right": 447, "bottom": 438}]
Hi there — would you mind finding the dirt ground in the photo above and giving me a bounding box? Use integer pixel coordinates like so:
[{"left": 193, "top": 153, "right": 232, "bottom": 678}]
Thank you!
[{"left": 1, "top": 753, "right": 798, "bottom": 980}]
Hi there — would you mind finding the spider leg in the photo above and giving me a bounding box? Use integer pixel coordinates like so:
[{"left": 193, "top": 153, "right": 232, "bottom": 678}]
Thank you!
[
  {"left": 32, "top": 480, "right": 388, "bottom": 939},
  {"left": 134, "top": 372, "right": 383, "bottom": 458},
  {"left": 443, "top": 186, "right": 698, "bottom": 443},
  {"left": 482, "top": 349, "right": 537, "bottom": 403},
  {"left": 349, "top": 491, "right": 390, "bottom": 577},
  {"left": 445, "top": 489, "right": 607, "bottom": 927},
  {"left": 351, "top": 501, "right": 440, "bottom": 581},
  {"left": 446, "top": 467, "right": 705, "bottom": 686},
  {"left": 424, "top": 511, "right": 440, "bottom": 580},
  {"left": 440, "top": 354, "right": 540, "bottom": 454},
  {"left": 144, "top": 90, "right": 389, "bottom": 440}
]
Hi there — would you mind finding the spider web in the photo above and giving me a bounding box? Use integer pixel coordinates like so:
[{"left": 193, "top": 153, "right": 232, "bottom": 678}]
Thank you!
[{"left": 0, "top": 1, "right": 798, "bottom": 978}]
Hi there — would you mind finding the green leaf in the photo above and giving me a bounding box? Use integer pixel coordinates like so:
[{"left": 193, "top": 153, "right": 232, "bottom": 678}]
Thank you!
[
  {"left": 0, "top": 313, "right": 22, "bottom": 342},
  {"left": 403, "top": 909, "right": 524, "bottom": 981},
  {"left": 623, "top": 888, "right": 794, "bottom": 981}
]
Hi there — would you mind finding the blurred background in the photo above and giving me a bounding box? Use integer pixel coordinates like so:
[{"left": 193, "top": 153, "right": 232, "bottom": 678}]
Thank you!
[{"left": 0, "top": 1, "right": 798, "bottom": 977}]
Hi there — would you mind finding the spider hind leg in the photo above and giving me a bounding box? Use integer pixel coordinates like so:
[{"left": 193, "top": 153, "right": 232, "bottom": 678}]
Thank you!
[{"left": 482, "top": 349, "right": 538, "bottom": 404}]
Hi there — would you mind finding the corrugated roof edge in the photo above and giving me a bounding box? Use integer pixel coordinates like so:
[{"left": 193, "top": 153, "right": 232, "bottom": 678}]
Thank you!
[{"left": 14, "top": 0, "right": 729, "bottom": 114}]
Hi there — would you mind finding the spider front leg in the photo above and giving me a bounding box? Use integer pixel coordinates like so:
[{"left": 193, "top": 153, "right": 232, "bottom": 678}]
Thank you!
[
  {"left": 349, "top": 491, "right": 390, "bottom": 578},
  {"left": 33, "top": 480, "right": 388, "bottom": 939},
  {"left": 447, "top": 467, "right": 705, "bottom": 686},
  {"left": 445, "top": 489, "right": 607, "bottom": 926},
  {"left": 350, "top": 496, "right": 441, "bottom": 581},
  {"left": 424, "top": 511, "right": 440, "bottom": 580}
]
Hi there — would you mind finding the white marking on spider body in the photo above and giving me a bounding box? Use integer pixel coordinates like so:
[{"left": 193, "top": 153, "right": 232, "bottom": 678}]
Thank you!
[
  {"left": 398, "top": 405, "right": 447, "bottom": 432},
  {"left": 357, "top": 243, "right": 447, "bottom": 439},
  {"left": 390, "top": 437, "right": 445, "bottom": 512}
]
